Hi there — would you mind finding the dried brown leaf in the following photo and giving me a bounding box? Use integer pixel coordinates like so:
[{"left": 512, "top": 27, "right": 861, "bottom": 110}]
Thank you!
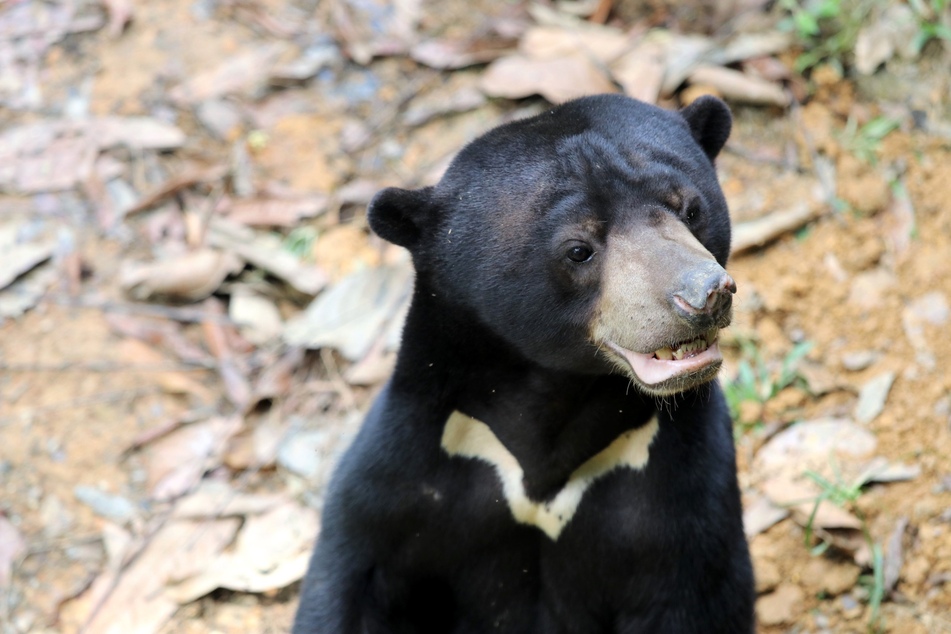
[
  {"left": 0, "top": 240, "right": 55, "bottom": 291},
  {"left": 332, "top": 0, "right": 421, "bottom": 64},
  {"left": 761, "top": 476, "right": 862, "bottom": 530},
  {"left": 229, "top": 289, "right": 284, "bottom": 345},
  {"left": 254, "top": 347, "right": 305, "bottom": 402},
  {"left": 207, "top": 217, "right": 328, "bottom": 295},
  {"left": 522, "top": 25, "right": 628, "bottom": 63},
  {"left": 105, "top": 314, "right": 212, "bottom": 366},
  {"left": 171, "top": 480, "right": 285, "bottom": 519},
  {"left": 145, "top": 416, "right": 244, "bottom": 501},
  {"left": 610, "top": 38, "right": 667, "bottom": 104},
  {"left": 480, "top": 52, "right": 617, "bottom": 104},
  {"left": 688, "top": 65, "right": 789, "bottom": 107},
  {"left": 125, "top": 165, "right": 228, "bottom": 216},
  {"left": 731, "top": 201, "right": 818, "bottom": 254},
  {"left": 169, "top": 43, "right": 291, "bottom": 105},
  {"left": 410, "top": 38, "right": 514, "bottom": 70},
  {"left": 119, "top": 248, "right": 245, "bottom": 301},
  {"left": 283, "top": 262, "right": 413, "bottom": 361},
  {"left": 116, "top": 339, "right": 215, "bottom": 402},
  {"left": 219, "top": 195, "right": 327, "bottom": 227},
  {"left": 0, "top": 514, "right": 26, "bottom": 588},
  {"left": 74, "top": 518, "right": 239, "bottom": 634},
  {"left": 165, "top": 501, "right": 318, "bottom": 602},
  {"left": 0, "top": 118, "right": 184, "bottom": 194}
]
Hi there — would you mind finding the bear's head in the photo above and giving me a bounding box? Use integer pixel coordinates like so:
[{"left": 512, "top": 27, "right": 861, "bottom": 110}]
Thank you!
[{"left": 369, "top": 94, "right": 736, "bottom": 397}]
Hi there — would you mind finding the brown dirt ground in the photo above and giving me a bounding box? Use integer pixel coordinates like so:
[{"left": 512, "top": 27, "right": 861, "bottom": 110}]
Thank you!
[{"left": 2, "top": 2, "right": 951, "bottom": 633}]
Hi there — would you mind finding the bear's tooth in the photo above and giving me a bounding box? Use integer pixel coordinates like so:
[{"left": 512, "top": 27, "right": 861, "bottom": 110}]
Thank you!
[
  {"left": 672, "top": 348, "right": 685, "bottom": 360},
  {"left": 655, "top": 347, "right": 674, "bottom": 360}
]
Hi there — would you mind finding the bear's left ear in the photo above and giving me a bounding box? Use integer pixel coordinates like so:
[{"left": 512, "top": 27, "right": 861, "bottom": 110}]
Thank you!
[
  {"left": 679, "top": 95, "right": 732, "bottom": 161},
  {"left": 367, "top": 186, "right": 435, "bottom": 250}
]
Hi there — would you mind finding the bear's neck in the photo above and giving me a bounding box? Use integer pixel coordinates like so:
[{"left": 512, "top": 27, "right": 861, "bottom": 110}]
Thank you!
[{"left": 389, "top": 283, "right": 677, "bottom": 501}]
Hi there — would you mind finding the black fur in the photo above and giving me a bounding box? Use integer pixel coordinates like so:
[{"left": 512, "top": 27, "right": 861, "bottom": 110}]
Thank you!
[{"left": 293, "top": 94, "right": 754, "bottom": 633}]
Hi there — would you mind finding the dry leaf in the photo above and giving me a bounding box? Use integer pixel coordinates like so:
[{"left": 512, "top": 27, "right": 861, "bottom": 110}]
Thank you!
[
  {"left": 332, "top": 0, "right": 422, "bottom": 64},
  {"left": 0, "top": 240, "right": 55, "bottom": 291},
  {"left": 207, "top": 217, "right": 328, "bottom": 295},
  {"left": 519, "top": 25, "right": 629, "bottom": 63},
  {"left": 229, "top": 289, "right": 284, "bottom": 344},
  {"left": 220, "top": 195, "right": 327, "bottom": 227},
  {"left": 743, "top": 493, "right": 789, "bottom": 538},
  {"left": 145, "top": 416, "right": 244, "bottom": 501},
  {"left": 731, "top": 201, "right": 817, "bottom": 254},
  {"left": 410, "top": 38, "right": 514, "bottom": 69},
  {"left": 404, "top": 82, "right": 487, "bottom": 127},
  {"left": 688, "top": 65, "right": 789, "bottom": 107},
  {"left": 254, "top": 347, "right": 305, "bottom": 402},
  {"left": 0, "top": 514, "right": 26, "bottom": 588},
  {"left": 120, "top": 248, "right": 244, "bottom": 301},
  {"left": 105, "top": 314, "right": 212, "bottom": 366},
  {"left": 165, "top": 502, "right": 319, "bottom": 602},
  {"left": 283, "top": 262, "right": 413, "bottom": 361},
  {"left": 169, "top": 43, "right": 291, "bottom": 105},
  {"left": 611, "top": 38, "right": 667, "bottom": 103},
  {"left": 125, "top": 165, "right": 228, "bottom": 216},
  {"left": 761, "top": 476, "right": 862, "bottom": 530},
  {"left": 202, "top": 300, "right": 253, "bottom": 410},
  {"left": 116, "top": 339, "right": 215, "bottom": 402},
  {"left": 480, "top": 53, "right": 617, "bottom": 104},
  {"left": 753, "top": 418, "right": 877, "bottom": 483},
  {"left": 73, "top": 519, "right": 239, "bottom": 634},
  {"left": 171, "top": 480, "right": 285, "bottom": 519}
]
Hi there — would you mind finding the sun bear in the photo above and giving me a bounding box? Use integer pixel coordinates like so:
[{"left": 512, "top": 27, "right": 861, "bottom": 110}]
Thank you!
[{"left": 293, "top": 94, "right": 754, "bottom": 633}]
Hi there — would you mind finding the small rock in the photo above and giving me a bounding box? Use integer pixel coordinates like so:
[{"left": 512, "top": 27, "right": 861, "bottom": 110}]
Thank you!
[
  {"left": 854, "top": 371, "right": 896, "bottom": 424},
  {"left": 755, "top": 559, "right": 781, "bottom": 594},
  {"left": 841, "top": 350, "right": 879, "bottom": 372},
  {"left": 276, "top": 430, "right": 326, "bottom": 480},
  {"left": 756, "top": 583, "right": 804, "bottom": 626},
  {"left": 840, "top": 592, "right": 862, "bottom": 619},
  {"left": 847, "top": 269, "right": 895, "bottom": 311},
  {"left": 196, "top": 99, "right": 243, "bottom": 141},
  {"left": 39, "top": 495, "right": 73, "bottom": 539},
  {"left": 73, "top": 485, "right": 137, "bottom": 524},
  {"left": 803, "top": 557, "right": 860, "bottom": 596}
]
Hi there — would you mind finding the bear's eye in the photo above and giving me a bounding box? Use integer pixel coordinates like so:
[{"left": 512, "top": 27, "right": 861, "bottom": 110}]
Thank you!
[
  {"left": 566, "top": 244, "right": 595, "bottom": 263},
  {"left": 682, "top": 198, "right": 702, "bottom": 223}
]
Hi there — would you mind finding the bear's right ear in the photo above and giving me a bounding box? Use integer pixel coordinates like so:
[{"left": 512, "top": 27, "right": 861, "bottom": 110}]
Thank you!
[
  {"left": 679, "top": 95, "right": 732, "bottom": 161},
  {"left": 367, "top": 186, "right": 435, "bottom": 250}
]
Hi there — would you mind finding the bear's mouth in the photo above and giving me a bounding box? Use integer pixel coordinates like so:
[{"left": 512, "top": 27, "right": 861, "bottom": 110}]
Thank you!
[{"left": 603, "top": 328, "right": 721, "bottom": 387}]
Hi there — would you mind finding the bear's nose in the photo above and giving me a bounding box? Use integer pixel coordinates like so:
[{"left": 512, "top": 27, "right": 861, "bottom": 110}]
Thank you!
[{"left": 672, "top": 266, "right": 736, "bottom": 319}]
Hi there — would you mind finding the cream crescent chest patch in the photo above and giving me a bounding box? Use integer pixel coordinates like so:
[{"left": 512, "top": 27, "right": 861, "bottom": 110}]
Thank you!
[{"left": 441, "top": 411, "right": 659, "bottom": 540}]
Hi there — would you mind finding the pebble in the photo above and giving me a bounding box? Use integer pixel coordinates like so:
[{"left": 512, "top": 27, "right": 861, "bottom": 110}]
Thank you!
[
  {"left": 841, "top": 350, "right": 879, "bottom": 372},
  {"left": 73, "top": 485, "right": 137, "bottom": 524},
  {"left": 756, "top": 583, "right": 804, "bottom": 626},
  {"left": 854, "top": 371, "right": 896, "bottom": 424}
]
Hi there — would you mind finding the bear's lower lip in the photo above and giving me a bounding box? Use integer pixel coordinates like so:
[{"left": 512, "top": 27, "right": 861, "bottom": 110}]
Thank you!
[{"left": 603, "top": 337, "right": 723, "bottom": 386}]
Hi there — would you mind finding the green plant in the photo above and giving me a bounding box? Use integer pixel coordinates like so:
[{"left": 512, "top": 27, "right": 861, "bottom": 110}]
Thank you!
[
  {"left": 724, "top": 339, "right": 813, "bottom": 434},
  {"left": 778, "top": 0, "right": 874, "bottom": 72},
  {"left": 283, "top": 225, "right": 318, "bottom": 259},
  {"left": 910, "top": 0, "right": 951, "bottom": 54},
  {"left": 802, "top": 464, "right": 886, "bottom": 633},
  {"left": 840, "top": 115, "right": 901, "bottom": 164}
]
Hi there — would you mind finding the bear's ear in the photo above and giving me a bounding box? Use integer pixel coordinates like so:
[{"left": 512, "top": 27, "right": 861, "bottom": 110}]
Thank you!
[
  {"left": 679, "top": 95, "right": 732, "bottom": 161},
  {"left": 367, "top": 186, "right": 435, "bottom": 249}
]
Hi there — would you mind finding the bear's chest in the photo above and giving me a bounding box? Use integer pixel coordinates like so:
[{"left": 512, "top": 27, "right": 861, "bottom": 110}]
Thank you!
[{"left": 438, "top": 410, "right": 660, "bottom": 541}]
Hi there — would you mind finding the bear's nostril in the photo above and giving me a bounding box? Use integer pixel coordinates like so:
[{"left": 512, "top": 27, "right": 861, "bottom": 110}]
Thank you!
[{"left": 673, "top": 270, "right": 735, "bottom": 316}]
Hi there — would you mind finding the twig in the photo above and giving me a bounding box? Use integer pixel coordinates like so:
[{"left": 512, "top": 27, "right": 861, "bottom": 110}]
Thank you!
[
  {"left": 44, "top": 294, "right": 235, "bottom": 324},
  {"left": 0, "top": 388, "right": 157, "bottom": 428},
  {"left": 0, "top": 360, "right": 215, "bottom": 372}
]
